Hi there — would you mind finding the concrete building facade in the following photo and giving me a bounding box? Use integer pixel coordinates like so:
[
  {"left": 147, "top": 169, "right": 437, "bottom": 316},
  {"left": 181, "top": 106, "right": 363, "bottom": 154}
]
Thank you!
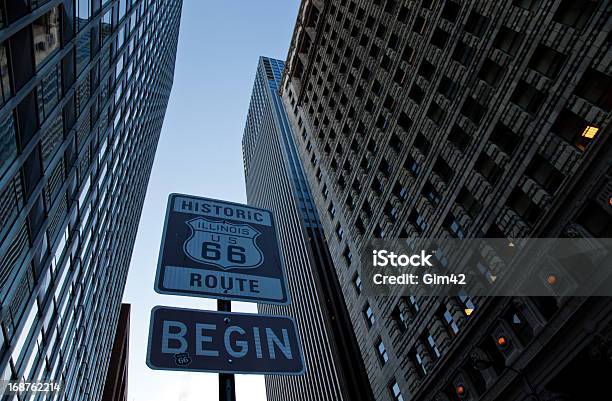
[{"left": 280, "top": 1, "right": 612, "bottom": 400}]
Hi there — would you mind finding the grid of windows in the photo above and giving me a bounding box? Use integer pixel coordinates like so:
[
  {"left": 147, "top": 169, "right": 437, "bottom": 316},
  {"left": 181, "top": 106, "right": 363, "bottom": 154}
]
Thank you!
[
  {"left": 280, "top": 0, "right": 611, "bottom": 400},
  {"left": 242, "top": 57, "right": 373, "bottom": 401},
  {"left": 0, "top": 1, "right": 181, "bottom": 400}
]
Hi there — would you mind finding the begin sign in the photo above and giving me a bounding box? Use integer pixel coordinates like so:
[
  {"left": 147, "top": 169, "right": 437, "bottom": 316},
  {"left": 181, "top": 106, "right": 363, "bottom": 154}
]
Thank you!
[
  {"left": 146, "top": 306, "right": 305, "bottom": 375},
  {"left": 155, "top": 194, "right": 290, "bottom": 304}
]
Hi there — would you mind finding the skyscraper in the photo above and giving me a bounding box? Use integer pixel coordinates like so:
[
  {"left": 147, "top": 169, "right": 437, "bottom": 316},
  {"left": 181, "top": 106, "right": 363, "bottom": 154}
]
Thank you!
[
  {"left": 0, "top": 1, "right": 181, "bottom": 400},
  {"left": 101, "top": 304, "right": 130, "bottom": 401},
  {"left": 280, "top": 1, "right": 612, "bottom": 400},
  {"left": 242, "top": 56, "right": 374, "bottom": 401}
]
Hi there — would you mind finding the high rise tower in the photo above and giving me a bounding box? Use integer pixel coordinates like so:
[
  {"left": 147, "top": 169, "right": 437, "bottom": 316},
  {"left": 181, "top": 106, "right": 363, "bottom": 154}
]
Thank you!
[
  {"left": 0, "top": 1, "right": 181, "bottom": 400},
  {"left": 242, "top": 56, "right": 374, "bottom": 401},
  {"left": 280, "top": 1, "right": 612, "bottom": 400}
]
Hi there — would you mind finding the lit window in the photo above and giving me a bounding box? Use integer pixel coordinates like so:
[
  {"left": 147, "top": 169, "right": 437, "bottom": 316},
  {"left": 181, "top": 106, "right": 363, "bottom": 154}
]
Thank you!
[{"left": 581, "top": 125, "right": 599, "bottom": 139}]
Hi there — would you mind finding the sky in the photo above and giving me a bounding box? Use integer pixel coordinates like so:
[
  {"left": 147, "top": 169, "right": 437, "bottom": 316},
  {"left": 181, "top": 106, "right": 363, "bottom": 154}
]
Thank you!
[{"left": 122, "top": 1, "right": 300, "bottom": 400}]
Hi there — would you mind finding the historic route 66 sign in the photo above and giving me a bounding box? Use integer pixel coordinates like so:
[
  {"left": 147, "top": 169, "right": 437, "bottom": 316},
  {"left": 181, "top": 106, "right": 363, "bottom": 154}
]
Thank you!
[
  {"left": 184, "top": 217, "right": 264, "bottom": 270},
  {"left": 155, "top": 194, "right": 290, "bottom": 304}
]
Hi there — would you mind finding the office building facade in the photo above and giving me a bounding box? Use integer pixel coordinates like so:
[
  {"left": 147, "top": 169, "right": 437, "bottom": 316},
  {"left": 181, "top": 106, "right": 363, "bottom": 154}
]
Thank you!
[
  {"left": 0, "top": 1, "right": 181, "bottom": 400},
  {"left": 280, "top": 1, "right": 612, "bottom": 400},
  {"left": 242, "top": 56, "right": 374, "bottom": 401},
  {"left": 101, "top": 304, "right": 129, "bottom": 401}
]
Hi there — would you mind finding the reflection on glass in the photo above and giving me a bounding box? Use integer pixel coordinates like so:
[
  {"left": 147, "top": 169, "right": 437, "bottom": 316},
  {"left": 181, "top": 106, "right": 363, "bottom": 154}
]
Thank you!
[
  {"left": 0, "top": 112, "right": 17, "bottom": 179},
  {"left": 36, "top": 65, "right": 60, "bottom": 124},
  {"left": 101, "top": 10, "right": 112, "bottom": 44},
  {"left": 33, "top": 7, "right": 60, "bottom": 69},
  {"left": 0, "top": 43, "right": 10, "bottom": 104},
  {"left": 77, "top": 0, "right": 90, "bottom": 31},
  {"left": 119, "top": 0, "right": 127, "bottom": 21}
]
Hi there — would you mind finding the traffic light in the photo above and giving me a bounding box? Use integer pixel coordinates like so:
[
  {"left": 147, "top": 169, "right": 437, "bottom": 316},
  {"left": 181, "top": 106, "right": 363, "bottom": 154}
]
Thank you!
[
  {"left": 455, "top": 384, "right": 466, "bottom": 398},
  {"left": 496, "top": 335, "right": 509, "bottom": 351}
]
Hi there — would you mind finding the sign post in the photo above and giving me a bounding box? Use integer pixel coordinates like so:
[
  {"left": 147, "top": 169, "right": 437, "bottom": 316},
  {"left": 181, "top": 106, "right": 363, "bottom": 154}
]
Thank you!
[
  {"left": 147, "top": 194, "right": 304, "bottom": 400},
  {"left": 217, "top": 300, "right": 235, "bottom": 401}
]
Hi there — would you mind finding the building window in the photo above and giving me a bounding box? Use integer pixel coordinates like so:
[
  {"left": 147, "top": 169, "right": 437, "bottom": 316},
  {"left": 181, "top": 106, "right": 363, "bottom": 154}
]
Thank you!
[
  {"left": 353, "top": 273, "right": 362, "bottom": 294},
  {"left": 465, "top": 11, "right": 489, "bottom": 37},
  {"left": 457, "top": 293, "right": 476, "bottom": 316},
  {"left": 440, "top": 306, "right": 460, "bottom": 335},
  {"left": 424, "top": 332, "right": 441, "bottom": 361},
  {"left": 393, "top": 182, "right": 409, "bottom": 202},
  {"left": 526, "top": 154, "right": 564, "bottom": 194},
  {"left": 427, "top": 102, "right": 445, "bottom": 125},
  {"left": 431, "top": 28, "right": 450, "bottom": 49},
  {"left": 404, "top": 155, "right": 420, "bottom": 176},
  {"left": 574, "top": 68, "right": 612, "bottom": 112},
  {"left": 503, "top": 303, "right": 534, "bottom": 345},
  {"left": 528, "top": 44, "right": 567, "bottom": 79},
  {"left": 414, "top": 132, "right": 431, "bottom": 155},
  {"left": 327, "top": 202, "right": 336, "bottom": 219},
  {"left": 461, "top": 97, "right": 486, "bottom": 124},
  {"left": 0, "top": 113, "right": 17, "bottom": 177},
  {"left": 408, "top": 84, "right": 425, "bottom": 104},
  {"left": 490, "top": 122, "right": 521, "bottom": 155},
  {"left": 507, "top": 188, "right": 542, "bottom": 225},
  {"left": 364, "top": 303, "right": 376, "bottom": 327},
  {"left": 33, "top": 7, "right": 61, "bottom": 69},
  {"left": 441, "top": 0, "right": 461, "bottom": 22},
  {"left": 376, "top": 339, "right": 389, "bottom": 364},
  {"left": 390, "top": 380, "right": 404, "bottom": 401},
  {"left": 444, "top": 214, "right": 465, "bottom": 239},
  {"left": 438, "top": 76, "right": 459, "bottom": 100},
  {"left": 409, "top": 348, "right": 428, "bottom": 377},
  {"left": 553, "top": 0, "right": 596, "bottom": 29},
  {"left": 478, "top": 59, "right": 505, "bottom": 87},
  {"left": 392, "top": 305, "right": 409, "bottom": 332},
  {"left": 576, "top": 200, "right": 612, "bottom": 237},
  {"left": 0, "top": 43, "right": 11, "bottom": 105},
  {"left": 513, "top": 0, "right": 540, "bottom": 10},
  {"left": 409, "top": 210, "right": 428, "bottom": 234},
  {"left": 448, "top": 125, "right": 471, "bottom": 151},
  {"left": 452, "top": 41, "right": 475, "bottom": 66},
  {"left": 456, "top": 187, "right": 482, "bottom": 219},
  {"left": 494, "top": 26, "right": 523, "bottom": 56},
  {"left": 422, "top": 182, "right": 441, "bottom": 207},
  {"left": 343, "top": 246, "right": 352, "bottom": 266},
  {"left": 335, "top": 223, "right": 344, "bottom": 240},
  {"left": 475, "top": 152, "right": 503, "bottom": 185},
  {"left": 512, "top": 80, "right": 546, "bottom": 114}
]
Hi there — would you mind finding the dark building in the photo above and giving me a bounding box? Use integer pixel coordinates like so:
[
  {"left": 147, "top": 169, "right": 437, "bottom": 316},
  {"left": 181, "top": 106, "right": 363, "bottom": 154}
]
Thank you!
[
  {"left": 102, "top": 303, "right": 130, "bottom": 401},
  {"left": 279, "top": 1, "right": 612, "bottom": 401},
  {"left": 242, "top": 56, "right": 373, "bottom": 401},
  {"left": 0, "top": 1, "right": 181, "bottom": 400}
]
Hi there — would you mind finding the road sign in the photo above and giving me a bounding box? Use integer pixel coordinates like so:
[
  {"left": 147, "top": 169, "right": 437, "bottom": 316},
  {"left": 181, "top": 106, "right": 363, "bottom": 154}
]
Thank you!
[
  {"left": 155, "top": 193, "right": 289, "bottom": 304},
  {"left": 146, "top": 306, "right": 305, "bottom": 375}
]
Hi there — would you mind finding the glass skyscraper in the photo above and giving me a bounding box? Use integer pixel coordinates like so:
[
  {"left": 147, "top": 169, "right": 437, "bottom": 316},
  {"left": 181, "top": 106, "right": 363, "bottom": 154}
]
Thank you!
[
  {"left": 0, "top": 1, "right": 181, "bottom": 400},
  {"left": 242, "top": 56, "right": 373, "bottom": 401}
]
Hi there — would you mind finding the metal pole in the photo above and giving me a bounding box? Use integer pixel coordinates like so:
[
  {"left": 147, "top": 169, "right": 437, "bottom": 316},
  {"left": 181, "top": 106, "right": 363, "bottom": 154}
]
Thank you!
[{"left": 218, "top": 300, "right": 236, "bottom": 401}]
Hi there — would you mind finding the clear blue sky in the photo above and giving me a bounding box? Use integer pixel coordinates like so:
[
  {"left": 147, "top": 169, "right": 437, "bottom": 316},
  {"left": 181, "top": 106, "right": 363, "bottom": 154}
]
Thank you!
[{"left": 122, "top": 2, "right": 300, "bottom": 400}]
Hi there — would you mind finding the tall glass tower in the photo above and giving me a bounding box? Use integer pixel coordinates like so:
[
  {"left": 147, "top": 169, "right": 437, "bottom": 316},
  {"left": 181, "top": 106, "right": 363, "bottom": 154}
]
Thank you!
[
  {"left": 242, "top": 56, "right": 374, "bottom": 401},
  {"left": 0, "top": 1, "right": 181, "bottom": 400}
]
